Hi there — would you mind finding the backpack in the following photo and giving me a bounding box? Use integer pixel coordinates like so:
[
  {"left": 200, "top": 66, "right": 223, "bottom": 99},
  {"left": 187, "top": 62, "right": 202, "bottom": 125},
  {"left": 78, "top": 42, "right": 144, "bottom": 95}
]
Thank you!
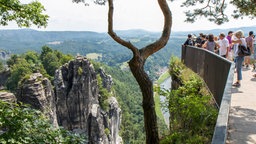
[{"left": 188, "top": 39, "right": 194, "bottom": 46}]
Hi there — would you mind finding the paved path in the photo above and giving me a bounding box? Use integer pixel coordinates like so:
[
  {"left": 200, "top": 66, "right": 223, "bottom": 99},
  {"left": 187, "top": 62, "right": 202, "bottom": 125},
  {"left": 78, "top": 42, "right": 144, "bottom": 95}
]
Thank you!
[{"left": 227, "top": 66, "right": 256, "bottom": 144}]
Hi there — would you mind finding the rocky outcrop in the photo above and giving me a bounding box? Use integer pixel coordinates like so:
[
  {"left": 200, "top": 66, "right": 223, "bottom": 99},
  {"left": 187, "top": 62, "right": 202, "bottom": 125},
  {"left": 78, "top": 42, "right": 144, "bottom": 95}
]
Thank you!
[
  {"left": 0, "top": 50, "right": 10, "bottom": 60},
  {"left": 1, "top": 56, "right": 123, "bottom": 143},
  {"left": 0, "top": 70, "right": 10, "bottom": 90},
  {"left": 98, "top": 68, "right": 113, "bottom": 92},
  {"left": 0, "top": 91, "right": 16, "bottom": 103},
  {"left": 16, "top": 73, "right": 58, "bottom": 127},
  {"left": 54, "top": 56, "right": 122, "bottom": 144},
  {"left": 98, "top": 68, "right": 122, "bottom": 143},
  {"left": 108, "top": 97, "right": 122, "bottom": 144}
]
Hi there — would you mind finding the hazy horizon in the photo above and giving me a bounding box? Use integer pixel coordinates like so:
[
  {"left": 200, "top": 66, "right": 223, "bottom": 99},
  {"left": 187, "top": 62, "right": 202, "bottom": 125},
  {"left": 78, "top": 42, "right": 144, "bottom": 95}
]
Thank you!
[{"left": 1, "top": 0, "right": 256, "bottom": 33}]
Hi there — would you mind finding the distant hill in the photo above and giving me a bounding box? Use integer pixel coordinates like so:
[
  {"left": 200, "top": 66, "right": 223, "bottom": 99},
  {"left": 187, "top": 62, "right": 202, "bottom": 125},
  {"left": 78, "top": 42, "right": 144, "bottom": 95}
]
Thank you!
[
  {"left": 173, "top": 25, "right": 256, "bottom": 36},
  {"left": 0, "top": 26, "right": 255, "bottom": 79}
]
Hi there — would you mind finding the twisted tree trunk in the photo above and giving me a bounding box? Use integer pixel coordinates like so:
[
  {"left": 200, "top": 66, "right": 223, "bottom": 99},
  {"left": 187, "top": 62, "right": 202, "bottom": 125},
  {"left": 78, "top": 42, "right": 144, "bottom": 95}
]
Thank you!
[
  {"left": 107, "top": 0, "right": 172, "bottom": 143},
  {"left": 129, "top": 56, "right": 159, "bottom": 143}
]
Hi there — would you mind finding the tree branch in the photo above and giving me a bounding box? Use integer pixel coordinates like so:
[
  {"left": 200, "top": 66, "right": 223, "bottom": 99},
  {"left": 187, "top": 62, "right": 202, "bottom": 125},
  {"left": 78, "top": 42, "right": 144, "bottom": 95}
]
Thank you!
[
  {"left": 219, "top": 0, "right": 225, "bottom": 15},
  {"left": 0, "top": 1, "right": 21, "bottom": 12},
  {"left": 140, "top": 0, "right": 172, "bottom": 60},
  {"left": 107, "top": 0, "right": 139, "bottom": 56}
]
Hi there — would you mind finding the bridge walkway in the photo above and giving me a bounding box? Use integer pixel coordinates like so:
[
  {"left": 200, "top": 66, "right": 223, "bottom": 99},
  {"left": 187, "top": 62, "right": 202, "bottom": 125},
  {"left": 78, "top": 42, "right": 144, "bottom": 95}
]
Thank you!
[{"left": 227, "top": 66, "right": 256, "bottom": 144}]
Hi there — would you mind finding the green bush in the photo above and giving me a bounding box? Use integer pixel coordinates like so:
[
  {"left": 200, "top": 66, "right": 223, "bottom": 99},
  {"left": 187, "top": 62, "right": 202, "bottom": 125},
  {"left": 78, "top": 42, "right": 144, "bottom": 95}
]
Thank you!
[
  {"left": 77, "top": 67, "right": 83, "bottom": 76},
  {"left": 160, "top": 57, "right": 218, "bottom": 144},
  {"left": 0, "top": 100, "right": 86, "bottom": 144},
  {"left": 96, "top": 75, "right": 111, "bottom": 111},
  {"left": 104, "top": 128, "right": 110, "bottom": 135},
  {"left": 6, "top": 47, "right": 73, "bottom": 92},
  {"left": 0, "top": 61, "right": 4, "bottom": 72}
]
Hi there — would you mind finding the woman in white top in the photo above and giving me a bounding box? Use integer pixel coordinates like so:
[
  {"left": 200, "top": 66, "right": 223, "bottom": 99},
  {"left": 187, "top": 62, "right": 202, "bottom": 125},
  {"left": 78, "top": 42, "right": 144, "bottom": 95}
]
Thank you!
[{"left": 232, "top": 30, "right": 247, "bottom": 87}]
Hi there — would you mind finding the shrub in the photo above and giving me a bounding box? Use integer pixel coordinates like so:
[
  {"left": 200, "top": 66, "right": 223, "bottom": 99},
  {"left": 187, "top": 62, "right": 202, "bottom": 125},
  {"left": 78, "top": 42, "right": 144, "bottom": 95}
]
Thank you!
[
  {"left": 160, "top": 57, "right": 218, "bottom": 144},
  {"left": 96, "top": 75, "right": 111, "bottom": 111},
  {"left": 77, "top": 67, "right": 83, "bottom": 76},
  {"left": 0, "top": 100, "right": 86, "bottom": 144}
]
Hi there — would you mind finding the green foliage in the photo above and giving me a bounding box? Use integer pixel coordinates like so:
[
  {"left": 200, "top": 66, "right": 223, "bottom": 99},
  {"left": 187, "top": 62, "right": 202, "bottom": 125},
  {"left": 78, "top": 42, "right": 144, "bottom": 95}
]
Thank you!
[
  {"left": 156, "top": 70, "right": 170, "bottom": 85},
  {"left": 91, "top": 61, "right": 146, "bottom": 143},
  {"left": 0, "top": 29, "right": 183, "bottom": 80},
  {"left": 154, "top": 92, "right": 169, "bottom": 137},
  {"left": 96, "top": 75, "right": 111, "bottom": 111},
  {"left": 6, "top": 58, "right": 33, "bottom": 91},
  {"left": 40, "top": 46, "right": 73, "bottom": 78},
  {"left": 180, "top": 0, "right": 256, "bottom": 25},
  {"left": 160, "top": 57, "right": 218, "bottom": 144},
  {"left": 0, "top": 0, "right": 48, "bottom": 27},
  {"left": 77, "top": 67, "right": 83, "bottom": 75},
  {"left": 6, "top": 54, "right": 19, "bottom": 67},
  {"left": 104, "top": 128, "right": 110, "bottom": 136},
  {"left": 0, "top": 61, "right": 4, "bottom": 71},
  {"left": 6, "top": 46, "right": 73, "bottom": 92},
  {"left": 0, "top": 100, "right": 86, "bottom": 144}
]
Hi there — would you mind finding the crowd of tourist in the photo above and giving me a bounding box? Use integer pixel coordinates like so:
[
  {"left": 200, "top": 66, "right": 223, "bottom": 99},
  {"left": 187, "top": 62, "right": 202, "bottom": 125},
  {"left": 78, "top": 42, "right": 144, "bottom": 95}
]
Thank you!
[{"left": 183, "top": 30, "right": 256, "bottom": 87}]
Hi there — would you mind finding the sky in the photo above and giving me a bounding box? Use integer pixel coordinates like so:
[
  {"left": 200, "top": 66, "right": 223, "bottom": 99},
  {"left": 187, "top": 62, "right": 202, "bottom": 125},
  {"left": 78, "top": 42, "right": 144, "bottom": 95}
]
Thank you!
[{"left": 2, "top": 0, "right": 256, "bottom": 32}]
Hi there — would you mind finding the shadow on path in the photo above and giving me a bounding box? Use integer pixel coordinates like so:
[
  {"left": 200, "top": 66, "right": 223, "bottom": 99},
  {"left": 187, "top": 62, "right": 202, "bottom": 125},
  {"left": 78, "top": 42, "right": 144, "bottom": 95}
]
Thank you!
[
  {"left": 231, "top": 87, "right": 243, "bottom": 94},
  {"left": 227, "top": 106, "right": 256, "bottom": 144}
]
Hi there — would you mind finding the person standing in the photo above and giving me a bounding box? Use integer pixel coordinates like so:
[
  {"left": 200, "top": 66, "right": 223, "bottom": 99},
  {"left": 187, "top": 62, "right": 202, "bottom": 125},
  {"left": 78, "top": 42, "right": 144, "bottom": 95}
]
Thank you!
[
  {"left": 245, "top": 31, "right": 254, "bottom": 68},
  {"left": 200, "top": 34, "right": 207, "bottom": 48},
  {"left": 218, "top": 33, "right": 229, "bottom": 58},
  {"left": 195, "top": 33, "right": 203, "bottom": 47},
  {"left": 202, "top": 34, "right": 219, "bottom": 52},
  {"left": 226, "top": 31, "right": 234, "bottom": 61},
  {"left": 232, "top": 30, "right": 247, "bottom": 87},
  {"left": 183, "top": 34, "right": 195, "bottom": 47}
]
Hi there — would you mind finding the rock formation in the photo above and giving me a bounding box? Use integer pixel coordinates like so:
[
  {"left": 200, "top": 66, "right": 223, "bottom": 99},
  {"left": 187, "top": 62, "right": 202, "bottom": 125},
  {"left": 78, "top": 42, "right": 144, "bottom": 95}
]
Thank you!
[
  {"left": 98, "top": 68, "right": 113, "bottom": 92},
  {"left": 108, "top": 97, "right": 122, "bottom": 144},
  {"left": 54, "top": 56, "right": 122, "bottom": 144},
  {"left": 0, "top": 91, "right": 16, "bottom": 103},
  {"left": 16, "top": 73, "right": 58, "bottom": 127},
  {"left": 0, "top": 70, "right": 10, "bottom": 90},
  {"left": 1, "top": 56, "right": 122, "bottom": 144}
]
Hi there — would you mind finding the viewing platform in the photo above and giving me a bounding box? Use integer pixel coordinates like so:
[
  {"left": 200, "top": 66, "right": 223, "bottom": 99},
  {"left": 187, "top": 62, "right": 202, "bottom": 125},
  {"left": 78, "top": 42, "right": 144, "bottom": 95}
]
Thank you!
[
  {"left": 181, "top": 45, "right": 256, "bottom": 144},
  {"left": 227, "top": 66, "right": 256, "bottom": 144}
]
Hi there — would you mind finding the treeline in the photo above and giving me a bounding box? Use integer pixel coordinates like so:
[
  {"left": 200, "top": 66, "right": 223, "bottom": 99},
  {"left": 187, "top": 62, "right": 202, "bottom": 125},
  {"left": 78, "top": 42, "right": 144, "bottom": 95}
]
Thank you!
[
  {"left": 51, "top": 36, "right": 184, "bottom": 80},
  {"left": 5, "top": 46, "right": 73, "bottom": 91}
]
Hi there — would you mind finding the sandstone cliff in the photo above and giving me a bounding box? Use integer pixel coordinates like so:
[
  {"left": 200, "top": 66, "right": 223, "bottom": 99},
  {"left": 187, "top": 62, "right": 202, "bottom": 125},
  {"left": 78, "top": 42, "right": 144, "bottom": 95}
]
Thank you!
[
  {"left": 54, "top": 56, "right": 122, "bottom": 144},
  {"left": 16, "top": 73, "right": 58, "bottom": 127},
  {"left": 0, "top": 91, "right": 16, "bottom": 103},
  {"left": 3, "top": 56, "right": 122, "bottom": 144},
  {"left": 0, "top": 70, "right": 10, "bottom": 90}
]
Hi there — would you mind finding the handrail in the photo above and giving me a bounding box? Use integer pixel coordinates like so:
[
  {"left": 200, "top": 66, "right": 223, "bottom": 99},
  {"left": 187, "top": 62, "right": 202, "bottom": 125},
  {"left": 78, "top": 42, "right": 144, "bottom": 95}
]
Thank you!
[{"left": 181, "top": 45, "right": 234, "bottom": 144}]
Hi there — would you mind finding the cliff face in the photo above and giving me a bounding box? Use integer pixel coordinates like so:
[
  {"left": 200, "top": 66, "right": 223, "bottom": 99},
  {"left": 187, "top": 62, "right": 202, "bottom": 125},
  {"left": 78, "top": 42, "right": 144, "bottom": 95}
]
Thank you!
[
  {"left": 0, "top": 91, "right": 16, "bottom": 103},
  {"left": 108, "top": 97, "right": 122, "bottom": 144},
  {"left": 54, "top": 56, "right": 122, "bottom": 144},
  {"left": 0, "top": 70, "right": 10, "bottom": 90},
  {"left": 5, "top": 56, "right": 122, "bottom": 143},
  {"left": 16, "top": 73, "right": 58, "bottom": 127},
  {"left": 98, "top": 68, "right": 122, "bottom": 144}
]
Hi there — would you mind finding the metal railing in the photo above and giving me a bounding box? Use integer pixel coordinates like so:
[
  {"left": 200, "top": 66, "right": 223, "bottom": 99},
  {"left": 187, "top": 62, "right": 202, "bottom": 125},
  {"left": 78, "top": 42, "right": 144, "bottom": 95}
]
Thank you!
[{"left": 181, "top": 45, "right": 235, "bottom": 144}]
